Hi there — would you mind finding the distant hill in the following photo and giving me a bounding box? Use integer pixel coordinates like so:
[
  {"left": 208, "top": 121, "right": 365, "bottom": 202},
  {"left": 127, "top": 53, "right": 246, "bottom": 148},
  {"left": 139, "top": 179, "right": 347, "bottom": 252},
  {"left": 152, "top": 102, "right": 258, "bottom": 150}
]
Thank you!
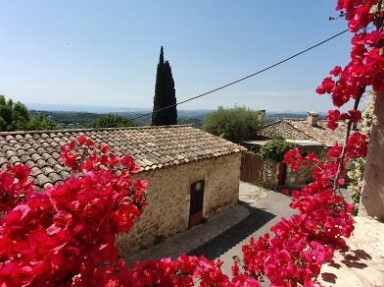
[
  {"left": 30, "top": 110, "right": 104, "bottom": 129},
  {"left": 28, "top": 103, "right": 325, "bottom": 129},
  {"left": 116, "top": 109, "right": 214, "bottom": 126},
  {"left": 264, "top": 112, "right": 326, "bottom": 125},
  {"left": 29, "top": 109, "right": 215, "bottom": 128},
  {"left": 27, "top": 103, "right": 137, "bottom": 114}
]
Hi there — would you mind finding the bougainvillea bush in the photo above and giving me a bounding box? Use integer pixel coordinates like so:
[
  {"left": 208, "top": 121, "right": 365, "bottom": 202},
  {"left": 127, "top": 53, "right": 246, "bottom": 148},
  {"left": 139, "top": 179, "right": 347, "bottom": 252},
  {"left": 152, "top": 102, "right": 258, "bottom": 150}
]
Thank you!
[
  {"left": 1, "top": 0, "right": 383, "bottom": 286},
  {"left": 0, "top": 137, "right": 148, "bottom": 286}
]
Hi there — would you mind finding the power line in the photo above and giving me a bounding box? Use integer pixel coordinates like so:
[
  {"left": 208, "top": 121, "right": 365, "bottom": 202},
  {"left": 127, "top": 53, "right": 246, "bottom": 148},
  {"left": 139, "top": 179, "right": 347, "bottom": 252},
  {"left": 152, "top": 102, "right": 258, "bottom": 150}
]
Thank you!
[{"left": 129, "top": 29, "right": 349, "bottom": 121}]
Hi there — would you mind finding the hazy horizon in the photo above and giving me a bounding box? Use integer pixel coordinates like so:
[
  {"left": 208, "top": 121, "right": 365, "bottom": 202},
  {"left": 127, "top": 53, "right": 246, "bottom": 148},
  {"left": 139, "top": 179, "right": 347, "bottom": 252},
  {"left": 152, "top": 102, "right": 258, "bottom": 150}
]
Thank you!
[{"left": 26, "top": 102, "right": 328, "bottom": 115}]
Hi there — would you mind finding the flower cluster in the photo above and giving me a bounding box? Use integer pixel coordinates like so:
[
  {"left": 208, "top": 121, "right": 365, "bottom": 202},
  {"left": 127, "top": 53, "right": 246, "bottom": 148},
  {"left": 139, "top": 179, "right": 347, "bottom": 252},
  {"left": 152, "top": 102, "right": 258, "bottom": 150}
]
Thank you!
[
  {"left": 326, "top": 109, "right": 361, "bottom": 130},
  {"left": 0, "top": 132, "right": 364, "bottom": 286},
  {"left": 0, "top": 137, "right": 147, "bottom": 286},
  {"left": 316, "top": 0, "right": 383, "bottom": 120},
  {"left": 123, "top": 255, "right": 239, "bottom": 287},
  {"left": 239, "top": 144, "right": 359, "bottom": 286},
  {"left": 0, "top": 137, "right": 245, "bottom": 287},
  {"left": 237, "top": 1, "right": 381, "bottom": 285},
  {"left": 0, "top": 164, "right": 33, "bottom": 213}
]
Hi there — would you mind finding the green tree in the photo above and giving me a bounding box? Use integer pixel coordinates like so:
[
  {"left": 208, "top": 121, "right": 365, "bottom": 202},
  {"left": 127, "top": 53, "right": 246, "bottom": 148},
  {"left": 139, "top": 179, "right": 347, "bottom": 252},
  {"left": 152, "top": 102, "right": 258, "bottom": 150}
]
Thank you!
[
  {"left": 28, "top": 114, "right": 57, "bottom": 130},
  {"left": 93, "top": 114, "right": 135, "bottom": 128},
  {"left": 202, "top": 106, "right": 260, "bottom": 143},
  {"left": 152, "top": 46, "right": 177, "bottom": 126},
  {"left": 259, "top": 137, "right": 296, "bottom": 162},
  {"left": 0, "top": 95, "right": 30, "bottom": 131}
]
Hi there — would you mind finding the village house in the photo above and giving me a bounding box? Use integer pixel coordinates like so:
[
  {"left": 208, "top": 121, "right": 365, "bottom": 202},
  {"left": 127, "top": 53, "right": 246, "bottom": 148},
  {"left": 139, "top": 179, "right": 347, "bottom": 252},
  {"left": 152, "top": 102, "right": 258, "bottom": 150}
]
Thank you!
[
  {"left": 241, "top": 111, "right": 347, "bottom": 187},
  {"left": 0, "top": 125, "right": 245, "bottom": 255},
  {"left": 260, "top": 111, "right": 345, "bottom": 147}
]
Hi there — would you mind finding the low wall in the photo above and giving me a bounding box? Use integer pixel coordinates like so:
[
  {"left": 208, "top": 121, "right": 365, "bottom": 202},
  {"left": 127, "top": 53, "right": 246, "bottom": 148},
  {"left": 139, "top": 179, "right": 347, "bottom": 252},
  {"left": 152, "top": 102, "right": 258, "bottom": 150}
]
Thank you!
[
  {"left": 262, "top": 146, "right": 326, "bottom": 188},
  {"left": 262, "top": 159, "right": 279, "bottom": 187}
]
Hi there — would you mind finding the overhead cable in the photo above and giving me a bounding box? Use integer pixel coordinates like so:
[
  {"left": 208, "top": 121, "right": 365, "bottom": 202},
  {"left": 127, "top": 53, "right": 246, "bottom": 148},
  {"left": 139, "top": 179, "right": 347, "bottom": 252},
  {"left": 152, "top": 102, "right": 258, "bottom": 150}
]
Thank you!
[{"left": 129, "top": 29, "right": 349, "bottom": 121}]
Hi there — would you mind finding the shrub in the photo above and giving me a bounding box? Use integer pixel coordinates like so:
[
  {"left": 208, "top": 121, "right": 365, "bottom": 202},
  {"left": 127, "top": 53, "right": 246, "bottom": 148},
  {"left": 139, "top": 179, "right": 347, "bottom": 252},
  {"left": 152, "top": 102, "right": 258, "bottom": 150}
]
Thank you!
[
  {"left": 202, "top": 106, "right": 260, "bottom": 143},
  {"left": 259, "top": 137, "right": 295, "bottom": 162}
]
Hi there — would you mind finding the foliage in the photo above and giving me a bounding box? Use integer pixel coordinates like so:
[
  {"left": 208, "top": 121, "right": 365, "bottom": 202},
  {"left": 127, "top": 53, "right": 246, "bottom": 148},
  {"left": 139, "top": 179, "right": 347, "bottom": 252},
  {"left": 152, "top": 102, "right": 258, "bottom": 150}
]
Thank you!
[
  {"left": 0, "top": 95, "right": 30, "bottom": 131},
  {"left": 28, "top": 114, "right": 57, "bottom": 130},
  {"left": 348, "top": 157, "right": 365, "bottom": 213},
  {"left": 202, "top": 106, "right": 260, "bottom": 143},
  {"left": 152, "top": 46, "right": 177, "bottom": 126},
  {"left": 0, "top": 96, "right": 56, "bottom": 131},
  {"left": 360, "top": 90, "right": 376, "bottom": 137},
  {"left": 93, "top": 114, "right": 135, "bottom": 128},
  {"left": 30, "top": 110, "right": 208, "bottom": 128},
  {"left": 259, "top": 137, "right": 296, "bottom": 162},
  {"left": 32, "top": 111, "right": 104, "bottom": 128},
  {"left": 0, "top": 137, "right": 147, "bottom": 286},
  {"left": 0, "top": 1, "right": 382, "bottom": 286}
]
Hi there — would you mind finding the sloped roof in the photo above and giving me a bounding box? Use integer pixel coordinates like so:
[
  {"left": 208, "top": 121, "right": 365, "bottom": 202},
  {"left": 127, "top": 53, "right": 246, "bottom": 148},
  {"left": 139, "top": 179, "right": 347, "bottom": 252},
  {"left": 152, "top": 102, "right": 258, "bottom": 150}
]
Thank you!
[
  {"left": 0, "top": 125, "right": 245, "bottom": 188},
  {"left": 260, "top": 119, "right": 347, "bottom": 147},
  {"left": 285, "top": 119, "right": 346, "bottom": 147}
]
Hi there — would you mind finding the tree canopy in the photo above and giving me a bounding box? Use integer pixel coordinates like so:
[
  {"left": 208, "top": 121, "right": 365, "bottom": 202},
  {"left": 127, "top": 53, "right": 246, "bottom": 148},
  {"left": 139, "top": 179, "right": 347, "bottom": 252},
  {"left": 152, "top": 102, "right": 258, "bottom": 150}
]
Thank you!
[
  {"left": 0, "top": 95, "right": 30, "bottom": 131},
  {"left": 202, "top": 106, "right": 260, "bottom": 143},
  {"left": 93, "top": 114, "right": 135, "bottom": 128},
  {"left": 152, "top": 46, "right": 177, "bottom": 126},
  {"left": 0, "top": 95, "right": 58, "bottom": 131},
  {"left": 28, "top": 114, "right": 57, "bottom": 130}
]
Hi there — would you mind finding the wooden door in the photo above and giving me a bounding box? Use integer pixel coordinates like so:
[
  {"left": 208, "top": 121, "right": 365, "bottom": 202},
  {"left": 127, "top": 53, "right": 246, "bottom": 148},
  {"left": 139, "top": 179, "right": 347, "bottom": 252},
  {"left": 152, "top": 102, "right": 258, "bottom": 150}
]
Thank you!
[
  {"left": 240, "top": 152, "right": 263, "bottom": 183},
  {"left": 189, "top": 180, "right": 205, "bottom": 228},
  {"left": 278, "top": 163, "right": 287, "bottom": 187}
]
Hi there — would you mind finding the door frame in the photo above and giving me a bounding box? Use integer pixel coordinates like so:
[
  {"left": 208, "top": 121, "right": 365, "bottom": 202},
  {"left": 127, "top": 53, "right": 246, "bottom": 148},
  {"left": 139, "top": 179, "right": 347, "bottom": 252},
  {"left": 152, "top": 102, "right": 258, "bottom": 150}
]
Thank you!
[{"left": 189, "top": 180, "right": 205, "bottom": 228}]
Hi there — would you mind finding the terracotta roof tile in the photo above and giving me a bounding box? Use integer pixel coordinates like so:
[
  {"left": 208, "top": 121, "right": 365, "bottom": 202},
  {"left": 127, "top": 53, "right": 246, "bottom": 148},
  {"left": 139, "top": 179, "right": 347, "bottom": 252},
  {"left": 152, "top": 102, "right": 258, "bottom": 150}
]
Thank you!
[
  {"left": 284, "top": 119, "right": 346, "bottom": 147},
  {"left": 260, "top": 119, "right": 347, "bottom": 147},
  {"left": 0, "top": 125, "right": 245, "bottom": 188}
]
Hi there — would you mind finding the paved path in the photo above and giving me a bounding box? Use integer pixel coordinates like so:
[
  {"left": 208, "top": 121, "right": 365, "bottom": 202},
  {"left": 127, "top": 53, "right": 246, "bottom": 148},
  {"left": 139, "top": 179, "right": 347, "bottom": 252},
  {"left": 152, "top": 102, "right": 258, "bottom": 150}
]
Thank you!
[
  {"left": 126, "top": 181, "right": 295, "bottom": 284},
  {"left": 190, "top": 182, "right": 295, "bottom": 277},
  {"left": 125, "top": 204, "right": 250, "bottom": 266},
  {"left": 125, "top": 181, "right": 363, "bottom": 286},
  {"left": 319, "top": 216, "right": 384, "bottom": 287}
]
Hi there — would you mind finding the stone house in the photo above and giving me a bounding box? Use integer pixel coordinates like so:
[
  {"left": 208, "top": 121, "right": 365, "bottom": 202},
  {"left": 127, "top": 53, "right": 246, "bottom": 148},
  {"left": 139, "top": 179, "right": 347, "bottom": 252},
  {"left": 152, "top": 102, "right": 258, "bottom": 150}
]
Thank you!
[
  {"left": 0, "top": 125, "right": 245, "bottom": 255},
  {"left": 242, "top": 111, "right": 346, "bottom": 188},
  {"left": 257, "top": 111, "right": 346, "bottom": 149}
]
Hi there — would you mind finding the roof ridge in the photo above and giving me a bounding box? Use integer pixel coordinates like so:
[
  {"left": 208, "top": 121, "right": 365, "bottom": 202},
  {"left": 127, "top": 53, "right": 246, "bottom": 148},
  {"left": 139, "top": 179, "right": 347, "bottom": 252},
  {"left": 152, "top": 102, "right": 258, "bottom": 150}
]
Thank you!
[
  {"left": 282, "top": 118, "right": 305, "bottom": 121},
  {"left": 0, "top": 124, "right": 194, "bottom": 136},
  {"left": 262, "top": 119, "right": 282, "bottom": 128},
  {"left": 283, "top": 118, "right": 327, "bottom": 122}
]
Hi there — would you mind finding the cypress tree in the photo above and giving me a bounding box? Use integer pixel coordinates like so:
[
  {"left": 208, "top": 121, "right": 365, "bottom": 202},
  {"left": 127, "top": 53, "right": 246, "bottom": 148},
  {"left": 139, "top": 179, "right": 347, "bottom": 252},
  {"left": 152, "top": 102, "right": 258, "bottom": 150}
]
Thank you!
[{"left": 152, "top": 47, "right": 177, "bottom": 126}]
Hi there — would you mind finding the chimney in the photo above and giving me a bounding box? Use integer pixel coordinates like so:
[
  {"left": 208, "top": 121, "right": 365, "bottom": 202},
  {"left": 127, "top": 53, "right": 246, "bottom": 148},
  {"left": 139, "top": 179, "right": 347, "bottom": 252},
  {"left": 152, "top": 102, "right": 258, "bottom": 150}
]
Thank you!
[
  {"left": 258, "top": 110, "right": 266, "bottom": 127},
  {"left": 307, "top": 111, "right": 319, "bottom": 126}
]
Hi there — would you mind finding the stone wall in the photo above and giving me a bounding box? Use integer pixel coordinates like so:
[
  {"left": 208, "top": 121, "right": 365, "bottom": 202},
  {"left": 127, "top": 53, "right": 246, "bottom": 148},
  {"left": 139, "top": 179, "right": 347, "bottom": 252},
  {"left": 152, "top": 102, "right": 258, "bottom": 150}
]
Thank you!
[
  {"left": 262, "top": 158, "right": 279, "bottom": 187},
  {"left": 261, "top": 146, "right": 327, "bottom": 188},
  {"left": 260, "top": 121, "right": 311, "bottom": 140},
  {"left": 360, "top": 90, "right": 384, "bottom": 219},
  {"left": 117, "top": 153, "right": 242, "bottom": 257}
]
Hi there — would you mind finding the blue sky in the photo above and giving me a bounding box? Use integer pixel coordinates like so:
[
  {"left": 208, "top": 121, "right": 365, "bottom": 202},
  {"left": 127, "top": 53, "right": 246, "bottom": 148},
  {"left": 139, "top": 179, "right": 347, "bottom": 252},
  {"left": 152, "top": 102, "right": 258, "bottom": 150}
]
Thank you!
[{"left": 0, "top": 0, "right": 351, "bottom": 112}]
